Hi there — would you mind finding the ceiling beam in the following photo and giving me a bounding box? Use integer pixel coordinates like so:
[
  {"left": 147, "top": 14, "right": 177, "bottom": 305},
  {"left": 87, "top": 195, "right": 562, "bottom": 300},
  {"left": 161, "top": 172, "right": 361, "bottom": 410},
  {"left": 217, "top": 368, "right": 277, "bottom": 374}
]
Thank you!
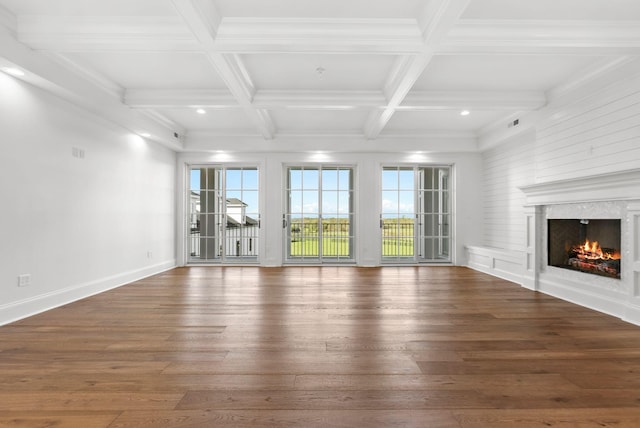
[
  {"left": 125, "top": 89, "right": 238, "bottom": 108},
  {"left": 364, "top": 0, "right": 471, "bottom": 139},
  {"left": 401, "top": 90, "right": 546, "bottom": 111},
  {"left": 419, "top": 0, "right": 470, "bottom": 44},
  {"left": 15, "top": 16, "right": 425, "bottom": 55},
  {"left": 17, "top": 15, "right": 199, "bottom": 52},
  {"left": 171, "top": 0, "right": 221, "bottom": 45},
  {"left": 215, "top": 18, "right": 424, "bottom": 54},
  {"left": 14, "top": 15, "right": 640, "bottom": 56},
  {"left": 171, "top": 0, "right": 275, "bottom": 139},
  {"left": 442, "top": 20, "right": 640, "bottom": 54},
  {"left": 207, "top": 52, "right": 276, "bottom": 139},
  {"left": 125, "top": 88, "right": 543, "bottom": 112},
  {"left": 253, "top": 90, "right": 386, "bottom": 110}
]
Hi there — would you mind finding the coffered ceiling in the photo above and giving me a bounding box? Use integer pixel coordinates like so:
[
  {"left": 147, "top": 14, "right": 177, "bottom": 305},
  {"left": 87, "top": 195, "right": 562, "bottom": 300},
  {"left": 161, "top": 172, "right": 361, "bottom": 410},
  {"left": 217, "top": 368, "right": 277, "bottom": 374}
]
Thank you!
[{"left": 1, "top": 0, "right": 640, "bottom": 152}]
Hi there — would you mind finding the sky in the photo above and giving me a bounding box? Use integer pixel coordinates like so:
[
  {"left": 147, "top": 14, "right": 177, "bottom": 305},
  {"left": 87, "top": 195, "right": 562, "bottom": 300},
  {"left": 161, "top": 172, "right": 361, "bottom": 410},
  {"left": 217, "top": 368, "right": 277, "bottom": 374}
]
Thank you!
[{"left": 191, "top": 167, "right": 420, "bottom": 217}]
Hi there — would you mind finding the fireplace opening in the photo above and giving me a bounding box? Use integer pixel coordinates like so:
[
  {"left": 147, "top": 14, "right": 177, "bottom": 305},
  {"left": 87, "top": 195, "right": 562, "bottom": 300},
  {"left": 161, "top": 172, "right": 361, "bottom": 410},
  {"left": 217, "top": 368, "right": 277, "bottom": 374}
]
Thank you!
[{"left": 547, "top": 219, "right": 621, "bottom": 279}]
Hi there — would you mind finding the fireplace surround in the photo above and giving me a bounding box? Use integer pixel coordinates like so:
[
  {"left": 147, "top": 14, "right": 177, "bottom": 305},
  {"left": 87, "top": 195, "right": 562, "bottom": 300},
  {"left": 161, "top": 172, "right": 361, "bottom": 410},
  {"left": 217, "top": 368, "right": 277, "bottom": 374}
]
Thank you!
[{"left": 518, "top": 169, "right": 640, "bottom": 326}]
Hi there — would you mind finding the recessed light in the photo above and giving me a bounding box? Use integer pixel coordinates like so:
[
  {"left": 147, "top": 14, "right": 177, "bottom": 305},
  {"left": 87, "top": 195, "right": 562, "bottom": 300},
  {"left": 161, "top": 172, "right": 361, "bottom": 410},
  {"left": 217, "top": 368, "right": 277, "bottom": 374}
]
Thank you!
[
  {"left": 196, "top": 108, "right": 206, "bottom": 115},
  {"left": 460, "top": 110, "right": 470, "bottom": 116},
  {"left": 2, "top": 67, "right": 25, "bottom": 77}
]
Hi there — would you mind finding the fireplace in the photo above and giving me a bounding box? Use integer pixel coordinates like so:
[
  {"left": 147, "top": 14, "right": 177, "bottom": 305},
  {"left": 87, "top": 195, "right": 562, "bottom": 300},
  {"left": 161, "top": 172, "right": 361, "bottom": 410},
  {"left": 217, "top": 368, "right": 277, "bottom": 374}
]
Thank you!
[
  {"left": 547, "top": 219, "right": 621, "bottom": 279},
  {"left": 509, "top": 168, "right": 640, "bottom": 326}
]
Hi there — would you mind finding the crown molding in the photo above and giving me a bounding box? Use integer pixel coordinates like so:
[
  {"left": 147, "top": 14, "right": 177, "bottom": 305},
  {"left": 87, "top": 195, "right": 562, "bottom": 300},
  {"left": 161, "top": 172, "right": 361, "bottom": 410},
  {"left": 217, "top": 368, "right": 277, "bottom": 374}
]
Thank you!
[
  {"left": 138, "top": 109, "right": 185, "bottom": 134},
  {"left": 545, "top": 56, "right": 640, "bottom": 106},
  {"left": 184, "top": 129, "right": 478, "bottom": 153},
  {"left": 275, "top": 128, "right": 365, "bottom": 139},
  {"left": 378, "top": 128, "right": 476, "bottom": 140},
  {"left": 476, "top": 56, "right": 640, "bottom": 151},
  {"left": 0, "top": 30, "right": 183, "bottom": 150},
  {"left": 45, "top": 52, "right": 124, "bottom": 99},
  {"left": 186, "top": 128, "right": 261, "bottom": 138}
]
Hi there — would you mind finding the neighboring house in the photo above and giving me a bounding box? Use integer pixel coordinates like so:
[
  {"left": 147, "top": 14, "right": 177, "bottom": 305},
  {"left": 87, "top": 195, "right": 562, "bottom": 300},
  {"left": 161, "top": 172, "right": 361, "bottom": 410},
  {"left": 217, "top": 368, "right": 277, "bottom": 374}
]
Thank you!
[
  {"left": 224, "top": 198, "right": 259, "bottom": 257},
  {"left": 189, "top": 194, "right": 259, "bottom": 258}
]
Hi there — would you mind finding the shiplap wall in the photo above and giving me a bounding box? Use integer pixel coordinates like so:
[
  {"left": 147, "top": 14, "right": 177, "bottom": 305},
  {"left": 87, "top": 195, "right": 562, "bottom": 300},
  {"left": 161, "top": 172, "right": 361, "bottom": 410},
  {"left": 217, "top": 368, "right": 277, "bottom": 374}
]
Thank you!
[
  {"left": 536, "top": 78, "right": 640, "bottom": 183},
  {"left": 482, "top": 73, "right": 640, "bottom": 252},
  {"left": 472, "top": 70, "right": 640, "bottom": 285},
  {"left": 481, "top": 131, "right": 535, "bottom": 251}
]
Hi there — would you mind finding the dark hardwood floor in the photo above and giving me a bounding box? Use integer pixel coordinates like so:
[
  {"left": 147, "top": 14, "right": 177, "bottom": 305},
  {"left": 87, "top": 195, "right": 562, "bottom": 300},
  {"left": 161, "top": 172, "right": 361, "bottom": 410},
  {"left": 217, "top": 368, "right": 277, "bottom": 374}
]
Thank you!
[{"left": 2, "top": 266, "right": 640, "bottom": 427}]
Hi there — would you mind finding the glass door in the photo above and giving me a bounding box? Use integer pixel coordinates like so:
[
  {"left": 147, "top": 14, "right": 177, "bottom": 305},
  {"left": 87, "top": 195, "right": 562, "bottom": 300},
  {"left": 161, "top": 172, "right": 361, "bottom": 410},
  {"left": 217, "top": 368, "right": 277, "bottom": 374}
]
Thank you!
[
  {"left": 285, "top": 166, "right": 354, "bottom": 263},
  {"left": 417, "top": 167, "right": 451, "bottom": 262},
  {"left": 381, "top": 166, "right": 451, "bottom": 263},
  {"left": 188, "top": 166, "right": 260, "bottom": 263},
  {"left": 381, "top": 167, "right": 416, "bottom": 261}
]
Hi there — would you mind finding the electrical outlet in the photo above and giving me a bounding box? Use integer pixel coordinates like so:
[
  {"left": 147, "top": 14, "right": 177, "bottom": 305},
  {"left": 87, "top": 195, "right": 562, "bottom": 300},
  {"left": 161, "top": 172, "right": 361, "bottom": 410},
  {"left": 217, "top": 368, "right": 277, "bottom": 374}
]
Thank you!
[
  {"left": 147, "top": 251, "right": 153, "bottom": 258},
  {"left": 18, "top": 274, "right": 31, "bottom": 287},
  {"left": 72, "top": 147, "right": 85, "bottom": 159}
]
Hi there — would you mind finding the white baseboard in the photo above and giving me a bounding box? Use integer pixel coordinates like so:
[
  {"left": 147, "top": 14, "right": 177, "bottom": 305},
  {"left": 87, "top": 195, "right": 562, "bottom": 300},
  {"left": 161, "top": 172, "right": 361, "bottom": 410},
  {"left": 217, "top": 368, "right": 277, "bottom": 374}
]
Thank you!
[
  {"left": 624, "top": 304, "right": 640, "bottom": 326},
  {"left": 0, "top": 260, "right": 176, "bottom": 326},
  {"left": 465, "top": 245, "right": 640, "bottom": 327},
  {"left": 465, "top": 245, "right": 526, "bottom": 285},
  {"left": 537, "top": 274, "right": 628, "bottom": 321}
]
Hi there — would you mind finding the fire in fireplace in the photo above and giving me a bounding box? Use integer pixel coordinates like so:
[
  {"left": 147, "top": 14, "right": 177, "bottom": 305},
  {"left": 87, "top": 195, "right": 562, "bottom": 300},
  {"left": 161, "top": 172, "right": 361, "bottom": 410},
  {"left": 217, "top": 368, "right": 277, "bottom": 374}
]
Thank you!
[{"left": 547, "top": 219, "right": 621, "bottom": 279}]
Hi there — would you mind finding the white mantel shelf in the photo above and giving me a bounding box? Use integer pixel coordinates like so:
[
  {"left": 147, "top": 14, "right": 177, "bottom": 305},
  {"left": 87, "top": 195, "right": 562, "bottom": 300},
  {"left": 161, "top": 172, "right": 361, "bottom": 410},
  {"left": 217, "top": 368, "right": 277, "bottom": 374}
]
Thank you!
[{"left": 519, "top": 168, "right": 640, "bottom": 206}]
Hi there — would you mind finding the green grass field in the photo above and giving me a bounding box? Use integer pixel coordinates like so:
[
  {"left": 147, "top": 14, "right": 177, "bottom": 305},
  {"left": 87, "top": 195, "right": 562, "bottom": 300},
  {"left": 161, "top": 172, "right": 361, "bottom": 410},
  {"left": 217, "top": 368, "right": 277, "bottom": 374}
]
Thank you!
[{"left": 289, "top": 218, "right": 415, "bottom": 257}]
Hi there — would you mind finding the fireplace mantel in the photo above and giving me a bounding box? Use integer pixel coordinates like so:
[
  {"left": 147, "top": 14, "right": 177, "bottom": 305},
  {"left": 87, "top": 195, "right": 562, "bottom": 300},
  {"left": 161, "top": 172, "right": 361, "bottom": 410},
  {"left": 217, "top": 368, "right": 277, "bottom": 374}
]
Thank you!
[
  {"left": 514, "top": 168, "right": 640, "bottom": 326},
  {"left": 519, "top": 168, "right": 640, "bottom": 206}
]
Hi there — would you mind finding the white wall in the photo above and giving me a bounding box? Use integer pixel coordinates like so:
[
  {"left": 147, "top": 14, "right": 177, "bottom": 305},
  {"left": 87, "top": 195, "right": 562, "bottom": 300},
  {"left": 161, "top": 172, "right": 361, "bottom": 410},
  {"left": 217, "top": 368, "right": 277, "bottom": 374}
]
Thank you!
[
  {"left": 177, "top": 151, "right": 483, "bottom": 267},
  {"left": 535, "top": 78, "right": 640, "bottom": 183},
  {"left": 0, "top": 72, "right": 176, "bottom": 325},
  {"left": 482, "top": 131, "right": 536, "bottom": 251}
]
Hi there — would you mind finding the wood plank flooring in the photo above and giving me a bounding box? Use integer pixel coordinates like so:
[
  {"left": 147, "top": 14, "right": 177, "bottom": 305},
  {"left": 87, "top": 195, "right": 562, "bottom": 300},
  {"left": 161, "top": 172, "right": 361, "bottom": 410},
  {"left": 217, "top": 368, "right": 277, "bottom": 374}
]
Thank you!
[{"left": 2, "top": 266, "right": 640, "bottom": 427}]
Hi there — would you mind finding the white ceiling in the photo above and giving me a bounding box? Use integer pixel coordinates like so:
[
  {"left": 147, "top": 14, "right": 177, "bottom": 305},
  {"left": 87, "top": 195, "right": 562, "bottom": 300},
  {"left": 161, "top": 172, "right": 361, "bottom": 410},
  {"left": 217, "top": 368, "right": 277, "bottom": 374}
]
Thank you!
[{"left": 1, "top": 0, "right": 640, "bottom": 152}]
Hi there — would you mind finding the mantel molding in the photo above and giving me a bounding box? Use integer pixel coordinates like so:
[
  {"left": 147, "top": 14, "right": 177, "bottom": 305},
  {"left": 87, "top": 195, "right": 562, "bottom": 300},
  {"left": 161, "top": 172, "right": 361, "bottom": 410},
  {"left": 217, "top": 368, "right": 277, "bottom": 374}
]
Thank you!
[{"left": 519, "top": 169, "right": 640, "bottom": 206}]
